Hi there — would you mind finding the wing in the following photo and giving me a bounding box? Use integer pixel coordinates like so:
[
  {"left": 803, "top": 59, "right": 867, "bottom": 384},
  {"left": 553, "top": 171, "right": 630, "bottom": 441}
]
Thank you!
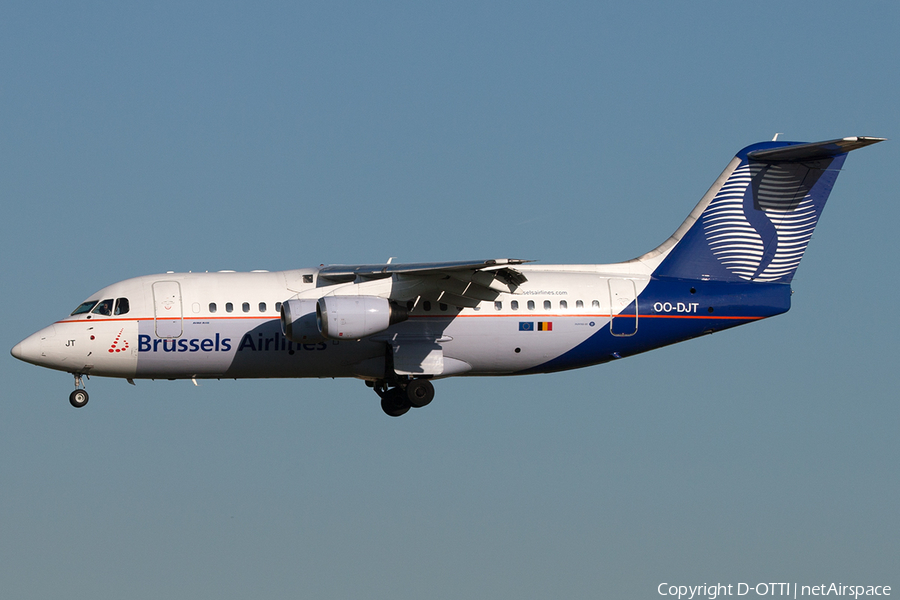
[{"left": 316, "top": 258, "right": 533, "bottom": 307}]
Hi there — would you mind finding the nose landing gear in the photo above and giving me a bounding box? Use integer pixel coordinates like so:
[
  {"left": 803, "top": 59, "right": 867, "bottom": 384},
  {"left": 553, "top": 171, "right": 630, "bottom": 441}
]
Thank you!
[
  {"left": 372, "top": 378, "right": 435, "bottom": 417},
  {"left": 69, "top": 374, "right": 89, "bottom": 408}
]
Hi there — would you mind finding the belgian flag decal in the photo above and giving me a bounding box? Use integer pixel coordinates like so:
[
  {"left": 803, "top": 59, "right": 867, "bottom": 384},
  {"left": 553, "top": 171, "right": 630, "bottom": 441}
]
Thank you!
[{"left": 537, "top": 322, "right": 552, "bottom": 331}]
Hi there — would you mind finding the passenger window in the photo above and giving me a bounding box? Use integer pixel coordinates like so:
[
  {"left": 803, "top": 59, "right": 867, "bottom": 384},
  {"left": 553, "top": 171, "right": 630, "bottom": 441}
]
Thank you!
[
  {"left": 527, "top": 300, "right": 535, "bottom": 310},
  {"left": 226, "top": 302, "right": 234, "bottom": 313},
  {"left": 423, "top": 301, "right": 432, "bottom": 311},
  {"left": 303, "top": 274, "right": 314, "bottom": 284},
  {"left": 494, "top": 301, "right": 502, "bottom": 311},
  {"left": 92, "top": 299, "right": 114, "bottom": 316},
  {"left": 259, "top": 302, "right": 267, "bottom": 312},
  {"left": 209, "top": 303, "right": 217, "bottom": 313},
  {"left": 439, "top": 303, "right": 448, "bottom": 312},
  {"left": 71, "top": 301, "right": 98, "bottom": 316},
  {"left": 275, "top": 302, "right": 282, "bottom": 312},
  {"left": 560, "top": 300, "right": 567, "bottom": 310},
  {"left": 511, "top": 300, "right": 519, "bottom": 310},
  {"left": 592, "top": 300, "right": 600, "bottom": 309},
  {"left": 242, "top": 302, "right": 250, "bottom": 313},
  {"left": 114, "top": 298, "right": 130, "bottom": 315},
  {"left": 543, "top": 300, "right": 551, "bottom": 310},
  {"left": 576, "top": 300, "right": 583, "bottom": 308}
]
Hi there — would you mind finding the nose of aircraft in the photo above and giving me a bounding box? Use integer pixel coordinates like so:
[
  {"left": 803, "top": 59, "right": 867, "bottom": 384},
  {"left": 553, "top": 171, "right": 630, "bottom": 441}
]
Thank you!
[{"left": 11, "top": 326, "right": 54, "bottom": 366}]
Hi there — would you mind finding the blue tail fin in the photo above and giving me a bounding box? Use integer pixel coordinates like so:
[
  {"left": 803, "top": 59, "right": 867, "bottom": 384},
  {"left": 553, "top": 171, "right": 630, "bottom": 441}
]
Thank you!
[{"left": 649, "top": 137, "right": 884, "bottom": 283}]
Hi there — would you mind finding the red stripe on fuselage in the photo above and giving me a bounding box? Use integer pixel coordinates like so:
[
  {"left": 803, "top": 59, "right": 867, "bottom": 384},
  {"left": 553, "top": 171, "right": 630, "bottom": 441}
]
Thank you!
[{"left": 56, "top": 313, "right": 763, "bottom": 326}]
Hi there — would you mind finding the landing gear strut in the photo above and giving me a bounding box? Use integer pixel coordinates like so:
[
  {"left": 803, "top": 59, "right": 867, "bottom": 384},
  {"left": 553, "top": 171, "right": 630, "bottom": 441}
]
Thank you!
[
  {"left": 373, "top": 378, "right": 435, "bottom": 417},
  {"left": 69, "top": 374, "right": 89, "bottom": 408}
]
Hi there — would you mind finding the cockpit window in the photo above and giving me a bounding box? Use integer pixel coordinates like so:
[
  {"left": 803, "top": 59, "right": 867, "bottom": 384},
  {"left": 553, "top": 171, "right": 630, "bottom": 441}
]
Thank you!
[
  {"left": 71, "top": 300, "right": 98, "bottom": 316},
  {"left": 114, "top": 298, "right": 130, "bottom": 315},
  {"left": 91, "top": 299, "right": 114, "bottom": 316}
]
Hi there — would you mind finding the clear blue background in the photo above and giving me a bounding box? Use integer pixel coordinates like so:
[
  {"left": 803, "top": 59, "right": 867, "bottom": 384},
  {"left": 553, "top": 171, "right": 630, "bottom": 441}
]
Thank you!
[{"left": 2, "top": 2, "right": 897, "bottom": 598}]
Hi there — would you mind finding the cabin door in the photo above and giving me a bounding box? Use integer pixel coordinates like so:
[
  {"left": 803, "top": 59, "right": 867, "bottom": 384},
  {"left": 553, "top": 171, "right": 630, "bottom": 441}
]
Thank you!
[
  {"left": 608, "top": 278, "right": 637, "bottom": 336},
  {"left": 153, "top": 281, "right": 183, "bottom": 338}
]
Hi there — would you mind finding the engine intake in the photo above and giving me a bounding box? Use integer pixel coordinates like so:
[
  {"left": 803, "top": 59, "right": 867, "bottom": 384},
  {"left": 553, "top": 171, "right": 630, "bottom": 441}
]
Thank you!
[
  {"left": 280, "top": 299, "right": 324, "bottom": 343},
  {"left": 316, "top": 296, "right": 408, "bottom": 340}
]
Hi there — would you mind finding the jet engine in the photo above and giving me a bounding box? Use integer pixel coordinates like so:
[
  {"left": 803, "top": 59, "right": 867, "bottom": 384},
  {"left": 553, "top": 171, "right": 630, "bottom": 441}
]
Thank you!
[
  {"left": 280, "top": 299, "right": 325, "bottom": 343},
  {"left": 316, "top": 296, "right": 408, "bottom": 340}
]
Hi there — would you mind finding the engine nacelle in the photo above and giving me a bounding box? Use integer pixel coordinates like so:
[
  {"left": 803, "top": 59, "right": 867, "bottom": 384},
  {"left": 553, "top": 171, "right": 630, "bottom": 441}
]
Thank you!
[
  {"left": 280, "top": 299, "right": 325, "bottom": 343},
  {"left": 316, "top": 296, "right": 408, "bottom": 340}
]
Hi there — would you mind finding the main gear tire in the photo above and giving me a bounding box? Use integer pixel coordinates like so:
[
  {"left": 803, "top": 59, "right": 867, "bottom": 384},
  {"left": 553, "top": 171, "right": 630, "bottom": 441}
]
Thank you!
[
  {"left": 406, "top": 379, "right": 434, "bottom": 408},
  {"left": 381, "top": 388, "right": 410, "bottom": 417}
]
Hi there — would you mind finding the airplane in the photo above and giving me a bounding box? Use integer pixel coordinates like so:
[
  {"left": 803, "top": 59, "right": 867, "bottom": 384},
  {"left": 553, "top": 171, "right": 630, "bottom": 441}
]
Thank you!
[{"left": 11, "top": 136, "right": 884, "bottom": 416}]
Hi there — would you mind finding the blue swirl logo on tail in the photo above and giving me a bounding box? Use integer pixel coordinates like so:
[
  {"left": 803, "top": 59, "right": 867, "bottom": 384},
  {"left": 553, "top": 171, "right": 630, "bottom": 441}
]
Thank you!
[{"left": 702, "top": 161, "right": 833, "bottom": 282}]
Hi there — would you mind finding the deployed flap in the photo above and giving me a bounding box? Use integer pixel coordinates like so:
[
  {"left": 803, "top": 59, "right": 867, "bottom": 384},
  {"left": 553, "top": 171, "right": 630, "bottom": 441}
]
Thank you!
[{"left": 391, "top": 338, "right": 444, "bottom": 376}]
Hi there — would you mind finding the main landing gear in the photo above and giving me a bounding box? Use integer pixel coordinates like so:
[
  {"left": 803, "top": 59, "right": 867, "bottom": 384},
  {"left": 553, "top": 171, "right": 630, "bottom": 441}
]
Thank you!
[
  {"left": 371, "top": 378, "right": 435, "bottom": 417},
  {"left": 69, "top": 374, "right": 89, "bottom": 408}
]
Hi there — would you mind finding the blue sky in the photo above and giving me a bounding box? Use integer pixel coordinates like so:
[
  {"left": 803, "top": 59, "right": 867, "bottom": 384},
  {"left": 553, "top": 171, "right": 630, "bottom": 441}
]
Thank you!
[{"left": 2, "top": 2, "right": 897, "bottom": 598}]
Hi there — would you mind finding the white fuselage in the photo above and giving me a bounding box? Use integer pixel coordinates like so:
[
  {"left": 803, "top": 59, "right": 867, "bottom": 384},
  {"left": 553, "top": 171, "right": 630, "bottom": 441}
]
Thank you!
[{"left": 19, "top": 264, "right": 653, "bottom": 382}]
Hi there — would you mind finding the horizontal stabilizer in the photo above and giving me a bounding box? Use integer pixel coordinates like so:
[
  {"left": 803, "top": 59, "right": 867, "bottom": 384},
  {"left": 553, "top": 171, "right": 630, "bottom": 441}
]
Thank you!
[{"left": 747, "top": 136, "right": 885, "bottom": 162}]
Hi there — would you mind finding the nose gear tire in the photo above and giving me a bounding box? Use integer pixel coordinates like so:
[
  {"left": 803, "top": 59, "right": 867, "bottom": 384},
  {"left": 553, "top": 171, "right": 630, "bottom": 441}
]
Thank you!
[{"left": 69, "top": 389, "right": 89, "bottom": 408}]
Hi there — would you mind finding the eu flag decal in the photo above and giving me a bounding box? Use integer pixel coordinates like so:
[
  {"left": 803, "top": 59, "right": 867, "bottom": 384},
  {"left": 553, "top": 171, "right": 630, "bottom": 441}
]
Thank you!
[
  {"left": 519, "top": 322, "right": 534, "bottom": 331},
  {"left": 537, "top": 322, "right": 553, "bottom": 331}
]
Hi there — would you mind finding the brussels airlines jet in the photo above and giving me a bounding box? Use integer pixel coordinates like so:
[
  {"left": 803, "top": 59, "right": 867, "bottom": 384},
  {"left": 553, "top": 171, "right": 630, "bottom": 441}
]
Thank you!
[{"left": 11, "top": 136, "right": 883, "bottom": 416}]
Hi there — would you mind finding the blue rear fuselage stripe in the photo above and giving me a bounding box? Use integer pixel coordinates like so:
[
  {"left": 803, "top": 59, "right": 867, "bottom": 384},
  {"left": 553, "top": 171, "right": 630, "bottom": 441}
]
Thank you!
[{"left": 520, "top": 278, "right": 791, "bottom": 374}]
